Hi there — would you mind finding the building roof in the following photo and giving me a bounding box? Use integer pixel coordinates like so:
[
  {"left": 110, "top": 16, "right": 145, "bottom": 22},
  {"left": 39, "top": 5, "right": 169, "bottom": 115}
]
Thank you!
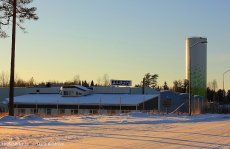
[
  {"left": 75, "top": 85, "right": 92, "bottom": 91},
  {"left": 5, "top": 94, "right": 158, "bottom": 106},
  {"left": 62, "top": 85, "right": 92, "bottom": 91}
]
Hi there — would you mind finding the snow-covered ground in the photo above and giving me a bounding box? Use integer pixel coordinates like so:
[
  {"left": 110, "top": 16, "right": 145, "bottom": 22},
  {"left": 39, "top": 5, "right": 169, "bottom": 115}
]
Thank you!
[{"left": 1, "top": 113, "right": 230, "bottom": 148}]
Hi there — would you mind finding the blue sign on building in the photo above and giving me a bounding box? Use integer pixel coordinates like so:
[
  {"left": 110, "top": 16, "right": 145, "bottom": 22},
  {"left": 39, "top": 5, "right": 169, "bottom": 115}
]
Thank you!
[{"left": 110, "top": 80, "right": 132, "bottom": 86}]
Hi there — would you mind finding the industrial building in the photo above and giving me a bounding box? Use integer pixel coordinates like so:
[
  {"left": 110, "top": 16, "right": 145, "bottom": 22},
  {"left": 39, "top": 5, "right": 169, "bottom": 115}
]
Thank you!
[
  {"left": 0, "top": 84, "right": 203, "bottom": 116},
  {"left": 0, "top": 36, "right": 209, "bottom": 116}
]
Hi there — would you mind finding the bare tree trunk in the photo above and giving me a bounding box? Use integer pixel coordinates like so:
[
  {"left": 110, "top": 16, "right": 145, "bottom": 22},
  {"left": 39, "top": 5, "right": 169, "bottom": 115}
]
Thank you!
[
  {"left": 0, "top": 71, "right": 4, "bottom": 87},
  {"left": 9, "top": 0, "right": 17, "bottom": 116},
  {"left": 102, "top": 73, "right": 109, "bottom": 86}
]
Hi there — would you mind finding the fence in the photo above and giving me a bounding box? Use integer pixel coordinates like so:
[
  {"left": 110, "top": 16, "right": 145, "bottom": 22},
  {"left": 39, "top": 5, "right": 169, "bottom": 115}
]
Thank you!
[
  {"left": 202, "top": 102, "right": 230, "bottom": 114},
  {"left": 13, "top": 108, "right": 158, "bottom": 117},
  {"left": 170, "top": 98, "right": 204, "bottom": 114},
  {"left": 176, "top": 99, "right": 230, "bottom": 114},
  {"left": 170, "top": 97, "right": 230, "bottom": 114},
  {"left": 191, "top": 98, "right": 204, "bottom": 114}
]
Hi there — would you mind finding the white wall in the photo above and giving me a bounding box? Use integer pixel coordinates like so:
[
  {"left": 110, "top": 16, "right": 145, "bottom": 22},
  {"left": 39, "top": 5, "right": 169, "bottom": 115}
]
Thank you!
[
  {"left": 93, "top": 87, "right": 130, "bottom": 94},
  {"left": 185, "top": 37, "right": 207, "bottom": 89},
  {"left": 0, "top": 88, "right": 29, "bottom": 102}
]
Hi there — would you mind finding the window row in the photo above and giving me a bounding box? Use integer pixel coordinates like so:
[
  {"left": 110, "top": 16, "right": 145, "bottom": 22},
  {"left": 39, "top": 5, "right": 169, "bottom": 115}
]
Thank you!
[{"left": 63, "top": 91, "right": 82, "bottom": 96}]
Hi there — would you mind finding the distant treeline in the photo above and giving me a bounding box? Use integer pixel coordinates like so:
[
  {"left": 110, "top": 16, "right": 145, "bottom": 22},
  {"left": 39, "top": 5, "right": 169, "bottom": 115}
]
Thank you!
[
  {"left": 0, "top": 71, "right": 109, "bottom": 87},
  {"left": 1, "top": 71, "right": 230, "bottom": 104}
]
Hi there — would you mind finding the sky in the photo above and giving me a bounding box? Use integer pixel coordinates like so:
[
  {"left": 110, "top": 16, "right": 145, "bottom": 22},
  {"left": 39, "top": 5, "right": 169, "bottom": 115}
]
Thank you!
[{"left": 1, "top": 0, "right": 230, "bottom": 90}]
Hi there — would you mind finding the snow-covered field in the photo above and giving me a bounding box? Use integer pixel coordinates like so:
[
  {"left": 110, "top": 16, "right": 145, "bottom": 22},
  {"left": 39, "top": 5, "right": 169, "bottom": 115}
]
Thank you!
[{"left": 1, "top": 113, "right": 230, "bottom": 149}]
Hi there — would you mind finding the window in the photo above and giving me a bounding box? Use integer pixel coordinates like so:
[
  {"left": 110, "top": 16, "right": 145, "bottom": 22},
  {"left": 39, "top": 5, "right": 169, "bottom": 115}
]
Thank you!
[
  {"left": 31, "top": 109, "right": 38, "bottom": 114},
  {"left": 69, "top": 91, "right": 74, "bottom": 96},
  {"left": 64, "top": 91, "right": 68, "bottom": 95},
  {"left": 47, "top": 109, "right": 51, "bottom": 115},
  {"left": 60, "top": 109, "right": 65, "bottom": 114},
  {"left": 18, "top": 109, "right": 25, "bottom": 116},
  {"left": 17, "top": 109, "right": 20, "bottom": 115},
  {"left": 76, "top": 92, "right": 82, "bottom": 95},
  {"left": 72, "top": 110, "right": 78, "bottom": 114},
  {"left": 20, "top": 109, "right": 25, "bottom": 114}
]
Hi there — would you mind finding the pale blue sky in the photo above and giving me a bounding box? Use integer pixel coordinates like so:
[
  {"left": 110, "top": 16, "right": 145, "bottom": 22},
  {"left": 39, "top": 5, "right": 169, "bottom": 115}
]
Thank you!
[{"left": 1, "top": 0, "right": 230, "bottom": 90}]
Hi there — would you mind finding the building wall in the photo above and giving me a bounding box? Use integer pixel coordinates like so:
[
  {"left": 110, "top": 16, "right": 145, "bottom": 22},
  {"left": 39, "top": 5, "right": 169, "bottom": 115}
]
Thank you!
[
  {"left": 0, "top": 87, "right": 60, "bottom": 102},
  {"left": 144, "top": 87, "right": 160, "bottom": 95},
  {"left": 13, "top": 108, "right": 156, "bottom": 116},
  {"left": 186, "top": 37, "right": 207, "bottom": 97},
  {"left": 130, "top": 87, "right": 142, "bottom": 94},
  {"left": 0, "top": 88, "right": 29, "bottom": 102},
  {"left": 14, "top": 104, "right": 138, "bottom": 110},
  {"left": 27, "top": 87, "right": 60, "bottom": 94},
  {"left": 138, "top": 96, "right": 158, "bottom": 110},
  {"left": 160, "top": 91, "right": 204, "bottom": 113},
  {"left": 93, "top": 87, "right": 130, "bottom": 94},
  {"left": 160, "top": 91, "right": 183, "bottom": 113},
  {"left": 130, "top": 87, "right": 160, "bottom": 95}
]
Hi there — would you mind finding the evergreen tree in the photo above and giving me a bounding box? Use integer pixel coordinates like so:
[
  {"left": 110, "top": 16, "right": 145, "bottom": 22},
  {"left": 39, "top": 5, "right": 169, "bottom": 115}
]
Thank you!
[
  {"left": 142, "top": 73, "right": 159, "bottom": 89},
  {"left": 150, "top": 74, "right": 159, "bottom": 89},
  {"left": 0, "top": 0, "right": 39, "bottom": 38},
  {"left": 182, "top": 79, "right": 189, "bottom": 93},
  {"left": 172, "top": 79, "right": 188, "bottom": 93},
  {"left": 162, "top": 81, "right": 169, "bottom": 90},
  {"left": 142, "top": 73, "right": 151, "bottom": 87},
  {"left": 90, "top": 80, "right": 94, "bottom": 87},
  {"left": 134, "top": 84, "right": 142, "bottom": 87},
  {"left": 173, "top": 80, "right": 182, "bottom": 92},
  {"left": 217, "top": 89, "right": 225, "bottom": 103},
  {"left": 226, "top": 90, "right": 230, "bottom": 104},
  {"left": 82, "top": 80, "right": 89, "bottom": 87},
  {"left": 207, "top": 87, "right": 216, "bottom": 102}
]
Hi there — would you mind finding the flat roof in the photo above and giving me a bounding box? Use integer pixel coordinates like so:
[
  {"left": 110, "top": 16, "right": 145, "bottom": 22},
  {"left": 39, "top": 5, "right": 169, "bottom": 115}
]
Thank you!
[
  {"left": 5, "top": 94, "right": 158, "bottom": 105},
  {"left": 62, "top": 85, "right": 92, "bottom": 91}
]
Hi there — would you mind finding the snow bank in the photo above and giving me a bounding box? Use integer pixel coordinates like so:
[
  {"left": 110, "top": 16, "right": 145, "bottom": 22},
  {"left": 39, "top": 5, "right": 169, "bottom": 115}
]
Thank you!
[
  {"left": 21, "top": 114, "right": 42, "bottom": 120},
  {"left": 0, "top": 116, "right": 19, "bottom": 121},
  {"left": 0, "top": 113, "right": 230, "bottom": 126}
]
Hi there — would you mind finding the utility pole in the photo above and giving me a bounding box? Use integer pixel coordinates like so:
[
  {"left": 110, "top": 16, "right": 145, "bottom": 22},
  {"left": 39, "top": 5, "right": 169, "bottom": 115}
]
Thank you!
[
  {"left": 223, "top": 70, "right": 230, "bottom": 97},
  {"left": 9, "top": 0, "right": 17, "bottom": 116}
]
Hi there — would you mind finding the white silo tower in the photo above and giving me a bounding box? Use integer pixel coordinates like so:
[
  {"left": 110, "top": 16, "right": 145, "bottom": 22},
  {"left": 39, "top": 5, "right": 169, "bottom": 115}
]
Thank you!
[{"left": 185, "top": 37, "right": 207, "bottom": 97}]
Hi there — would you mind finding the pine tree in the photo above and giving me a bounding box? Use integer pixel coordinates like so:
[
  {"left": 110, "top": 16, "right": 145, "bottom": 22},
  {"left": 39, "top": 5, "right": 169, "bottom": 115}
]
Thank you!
[
  {"left": 150, "top": 74, "right": 159, "bottom": 89},
  {"left": 0, "top": 0, "right": 39, "bottom": 38},
  {"left": 1, "top": 0, "right": 38, "bottom": 116},
  {"left": 162, "top": 81, "right": 169, "bottom": 90},
  {"left": 90, "top": 80, "right": 94, "bottom": 87},
  {"left": 142, "top": 73, "right": 151, "bottom": 87},
  {"left": 82, "top": 80, "right": 89, "bottom": 87},
  {"left": 142, "top": 73, "right": 159, "bottom": 89}
]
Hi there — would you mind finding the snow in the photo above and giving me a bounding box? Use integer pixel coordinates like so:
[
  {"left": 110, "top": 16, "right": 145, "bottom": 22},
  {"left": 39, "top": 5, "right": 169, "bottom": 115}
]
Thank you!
[
  {"left": 5, "top": 94, "right": 158, "bottom": 105},
  {"left": 1, "top": 113, "right": 229, "bottom": 126},
  {"left": 0, "top": 116, "right": 19, "bottom": 121},
  {"left": 0, "top": 113, "right": 230, "bottom": 148}
]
